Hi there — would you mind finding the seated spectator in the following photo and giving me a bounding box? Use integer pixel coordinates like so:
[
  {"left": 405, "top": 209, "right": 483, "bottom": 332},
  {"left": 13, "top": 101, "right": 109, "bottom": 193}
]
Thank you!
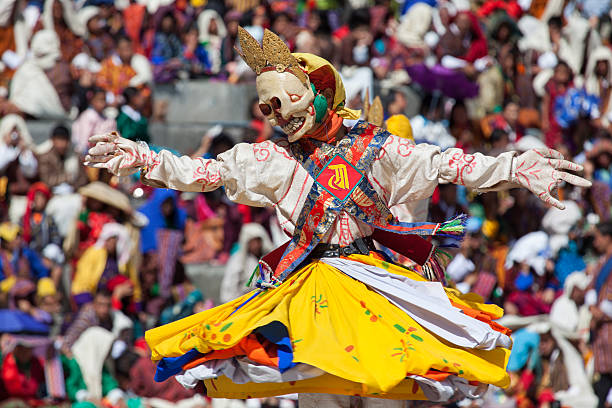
[
  {"left": 0, "top": 340, "right": 46, "bottom": 402},
  {"left": 438, "top": 11, "right": 489, "bottom": 69},
  {"left": 96, "top": 36, "right": 137, "bottom": 104},
  {"left": 9, "top": 30, "right": 71, "bottom": 119},
  {"left": 70, "top": 53, "right": 102, "bottom": 114},
  {"left": 181, "top": 23, "right": 211, "bottom": 78},
  {"left": 36, "top": 124, "right": 88, "bottom": 192},
  {"left": 62, "top": 290, "right": 113, "bottom": 355},
  {"left": 71, "top": 87, "right": 116, "bottom": 155},
  {"left": 40, "top": 0, "right": 85, "bottom": 63},
  {"left": 196, "top": 9, "right": 227, "bottom": 75},
  {"left": 0, "top": 0, "right": 28, "bottom": 92},
  {"left": 72, "top": 223, "right": 135, "bottom": 308},
  {"left": 81, "top": 6, "right": 114, "bottom": 62},
  {"left": 21, "top": 182, "right": 62, "bottom": 254},
  {"left": 550, "top": 271, "right": 591, "bottom": 341},
  {"left": 151, "top": 11, "right": 184, "bottom": 83},
  {"left": 220, "top": 223, "right": 272, "bottom": 302},
  {"left": 0, "top": 223, "right": 50, "bottom": 288},
  {"left": 410, "top": 93, "right": 456, "bottom": 149},
  {"left": 0, "top": 115, "right": 38, "bottom": 220},
  {"left": 591, "top": 221, "right": 612, "bottom": 407},
  {"left": 138, "top": 189, "right": 186, "bottom": 298},
  {"left": 116, "top": 87, "right": 150, "bottom": 143},
  {"left": 542, "top": 60, "right": 573, "bottom": 148},
  {"left": 7, "top": 279, "right": 53, "bottom": 325},
  {"left": 63, "top": 327, "right": 125, "bottom": 406},
  {"left": 62, "top": 182, "right": 128, "bottom": 259},
  {"left": 181, "top": 195, "right": 225, "bottom": 265},
  {"left": 585, "top": 46, "right": 612, "bottom": 129}
]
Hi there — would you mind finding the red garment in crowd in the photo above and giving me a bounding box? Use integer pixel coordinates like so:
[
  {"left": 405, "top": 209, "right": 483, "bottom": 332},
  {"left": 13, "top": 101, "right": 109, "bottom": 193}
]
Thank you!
[
  {"left": 77, "top": 211, "right": 115, "bottom": 252},
  {"left": 0, "top": 352, "right": 45, "bottom": 401},
  {"left": 478, "top": 0, "right": 523, "bottom": 19},
  {"left": 21, "top": 182, "right": 51, "bottom": 244},
  {"left": 123, "top": 4, "right": 147, "bottom": 55},
  {"left": 456, "top": 11, "right": 489, "bottom": 63}
]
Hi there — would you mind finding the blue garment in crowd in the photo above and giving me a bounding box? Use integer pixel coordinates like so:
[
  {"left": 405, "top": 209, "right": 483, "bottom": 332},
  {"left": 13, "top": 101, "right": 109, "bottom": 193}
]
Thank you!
[
  {"left": 0, "top": 247, "right": 50, "bottom": 282},
  {"left": 401, "top": 0, "right": 437, "bottom": 16},
  {"left": 138, "top": 189, "right": 187, "bottom": 253}
]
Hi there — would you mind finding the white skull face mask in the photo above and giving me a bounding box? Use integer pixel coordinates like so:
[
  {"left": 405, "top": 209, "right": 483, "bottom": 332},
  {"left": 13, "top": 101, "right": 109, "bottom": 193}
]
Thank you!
[{"left": 256, "top": 70, "right": 316, "bottom": 142}]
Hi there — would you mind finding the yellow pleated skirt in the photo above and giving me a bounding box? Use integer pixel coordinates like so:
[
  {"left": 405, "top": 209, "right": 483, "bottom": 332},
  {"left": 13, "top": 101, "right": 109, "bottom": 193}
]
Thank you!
[{"left": 145, "top": 254, "right": 511, "bottom": 399}]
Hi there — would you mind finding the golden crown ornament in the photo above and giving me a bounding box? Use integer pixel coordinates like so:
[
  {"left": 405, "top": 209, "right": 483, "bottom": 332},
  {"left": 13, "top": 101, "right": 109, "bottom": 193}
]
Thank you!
[{"left": 236, "top": 27, "right": 308, "bottom": 85}]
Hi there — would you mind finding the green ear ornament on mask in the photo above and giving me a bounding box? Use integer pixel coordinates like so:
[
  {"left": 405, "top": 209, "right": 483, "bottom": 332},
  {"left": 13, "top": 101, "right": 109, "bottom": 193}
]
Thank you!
[{"left": 311, "top": 83, "right": 328, "bottom": 123}]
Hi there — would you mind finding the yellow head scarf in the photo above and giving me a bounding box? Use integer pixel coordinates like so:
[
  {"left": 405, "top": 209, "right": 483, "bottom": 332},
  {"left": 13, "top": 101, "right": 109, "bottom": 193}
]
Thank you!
[
  {"left": 386, "top": 114, "right": 414, "bottom": 141},
  {"left": 0, "top": 222, "right": 20, "bottom": 243},
  {"left": 293, "top": 53, "right": 361, "bottom": 120},
  {"left": 37, "top": 277, "right": 57, "bottom": 298}
]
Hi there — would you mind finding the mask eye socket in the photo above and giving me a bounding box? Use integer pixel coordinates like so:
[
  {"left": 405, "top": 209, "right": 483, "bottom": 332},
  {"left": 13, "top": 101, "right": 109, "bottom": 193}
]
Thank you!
[
  {"left": 289, "top": 94, "right": 301, "bottom": 102},
  {"left": 259, "top": 103, "right": 272, "bottom": 116},
  {"left": 270, "top": 97, "right": 282, "bottom": 110}
]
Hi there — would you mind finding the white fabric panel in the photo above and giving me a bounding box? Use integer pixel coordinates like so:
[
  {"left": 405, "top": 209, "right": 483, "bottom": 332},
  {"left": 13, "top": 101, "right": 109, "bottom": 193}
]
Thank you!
[
  {"left": 176, "top": 359, "right": 324, "bottom": 389},
  {"left": 321, "top": 258, "right": 511, "bottom": 350}
]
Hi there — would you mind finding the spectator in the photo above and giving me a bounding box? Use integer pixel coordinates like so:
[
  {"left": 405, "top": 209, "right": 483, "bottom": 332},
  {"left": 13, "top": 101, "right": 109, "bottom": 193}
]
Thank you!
[
  {"left": 542, "top": 60, "right": 573, "bottom": 148},
  {"left": 220, "top": 223, "right": 272, "bottom": 302},
  {"left": 36, "top": 124, "right": 88, "bottom": 191},
  {"left": 116, "top": 86, "right": 150, "bottom": 143},
  {"left": 81, "top": 6, "right": 114, "bottom": 62},
  {"left": 21, "top": 182, "right": 62, "bottom": 254},
  {"left": 63, "top": 326, "right": 125, "bottom": 406},
  {"left": 9, "top": 30, "right": 70, "bottom": 119},
  {"left": 41, "top": 0, "right": 85, "bottom": 63},
  {"left": 62, "top": 290, "right": 113, "bottom": 355},
  {"left": 96, "top": 36, "right": 137, "bottom": 103},
  {"left": 71, "top": 87, "right": 116, "bottom": 155},
  {"left": 591, "top": 221, "right": 612, "bottom": 408},
  {"left": 196, "top": 9, "right": 227, "bottom": 75},
  {"left": 0, "top": 340, "right": 46, "bottom": 402},
  {"left": 0, "top": 222, "right": 50, "bottom": 287},
  {"left": 72, "top": 223, "right": 134, "bottom": 308},
  {"left": 151, "top": 11, "right": 183, "bottom": 83},
  {"left": 549, "top": 271, "right": 591, "bottom": 341},
  {"left": 181, "top": 23, "right": 211, "bottom": 78},
  {"left": 585, "top": 46, "right": 612, "bottom": 129},
  {"left": 0, "top": 115, "right": 38, "bottom": 219}
]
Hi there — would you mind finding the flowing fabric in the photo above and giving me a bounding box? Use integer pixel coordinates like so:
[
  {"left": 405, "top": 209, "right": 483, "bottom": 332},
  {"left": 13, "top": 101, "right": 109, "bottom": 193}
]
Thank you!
[{"left": 146, "top": 252, "right": 510, "bottom": 400}]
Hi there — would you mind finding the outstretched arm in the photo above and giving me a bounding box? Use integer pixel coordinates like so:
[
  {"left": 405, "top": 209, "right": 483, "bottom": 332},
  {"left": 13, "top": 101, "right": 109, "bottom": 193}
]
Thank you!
[
  {"left": 376, "top": 136, "right": 591, "bottom": 210},
  {"left": 85, "top": 132, "right": 223, "bottom": 192}
]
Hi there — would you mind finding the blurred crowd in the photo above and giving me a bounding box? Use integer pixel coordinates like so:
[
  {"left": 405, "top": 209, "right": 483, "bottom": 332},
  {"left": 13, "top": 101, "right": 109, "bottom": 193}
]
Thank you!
[{"left": 2, "top": 0, "right": 612, "bottom": 408}]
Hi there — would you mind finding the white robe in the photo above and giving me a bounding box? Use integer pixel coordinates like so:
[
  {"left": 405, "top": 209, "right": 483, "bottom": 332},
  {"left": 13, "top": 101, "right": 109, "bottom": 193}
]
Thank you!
[{"left": 142, "top": 134, "right": 517, "bottom": 245}]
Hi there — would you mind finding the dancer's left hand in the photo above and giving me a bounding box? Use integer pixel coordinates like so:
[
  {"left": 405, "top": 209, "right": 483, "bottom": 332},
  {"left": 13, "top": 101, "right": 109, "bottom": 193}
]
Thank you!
[{"left": 511, "top": 148, "right": 591, "bottom": 210}]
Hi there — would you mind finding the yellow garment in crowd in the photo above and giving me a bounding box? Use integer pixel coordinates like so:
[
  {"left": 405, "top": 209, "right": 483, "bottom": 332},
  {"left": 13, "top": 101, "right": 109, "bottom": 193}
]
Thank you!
[{"left": 72, "top": 246, "right": 141, "bottom": 302}]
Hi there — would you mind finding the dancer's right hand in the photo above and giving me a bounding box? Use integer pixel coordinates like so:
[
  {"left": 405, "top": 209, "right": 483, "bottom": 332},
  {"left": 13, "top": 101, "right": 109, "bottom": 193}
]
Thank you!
[{"left": 85, "top": 131, "right": 155, "bottom": 176}]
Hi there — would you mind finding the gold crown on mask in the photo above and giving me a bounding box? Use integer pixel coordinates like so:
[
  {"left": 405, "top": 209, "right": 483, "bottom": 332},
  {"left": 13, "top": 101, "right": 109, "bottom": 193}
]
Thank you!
[
  {"left": 237, "top": 27, "right": 308, "bottom": 85},
  {"left": 362, "top": 89, "right": 384, "bottom": 127}
]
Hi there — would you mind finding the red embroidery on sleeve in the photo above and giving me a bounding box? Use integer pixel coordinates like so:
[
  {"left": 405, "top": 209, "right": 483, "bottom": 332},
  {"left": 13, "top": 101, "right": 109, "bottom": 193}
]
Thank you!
[
  {"left": 397, "top": 139, "right": 414, "bottom": 157},
  {"left": 193, "top": 159, "right": 221, "bottom": 191},
  {"left": 448, "top": 152, "right": 476, "bottom": 184}
]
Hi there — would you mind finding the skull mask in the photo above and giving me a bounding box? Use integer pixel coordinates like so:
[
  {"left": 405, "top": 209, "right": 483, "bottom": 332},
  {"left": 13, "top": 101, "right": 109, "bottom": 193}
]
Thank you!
[{"left": 256, "top": 70, "right": 316, "bottom": 142}]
